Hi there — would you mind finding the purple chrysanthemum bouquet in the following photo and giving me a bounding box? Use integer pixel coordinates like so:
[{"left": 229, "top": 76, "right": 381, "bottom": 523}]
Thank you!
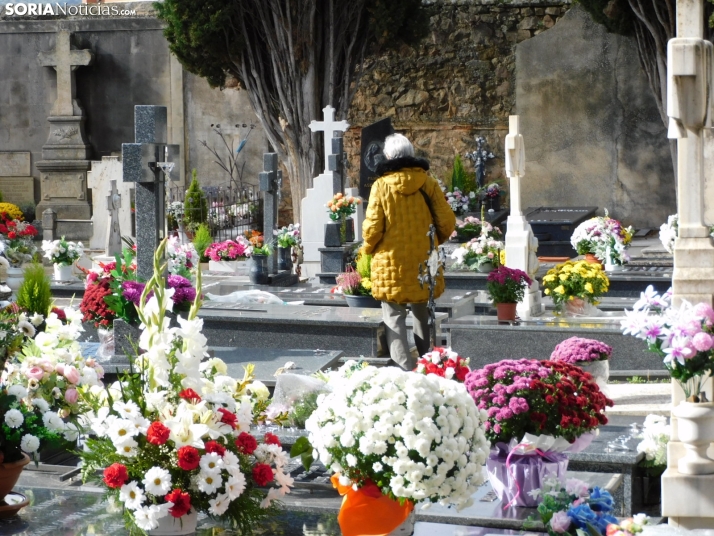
[{"left": 550, "top": 337, "right": 612, "bottom": 364}]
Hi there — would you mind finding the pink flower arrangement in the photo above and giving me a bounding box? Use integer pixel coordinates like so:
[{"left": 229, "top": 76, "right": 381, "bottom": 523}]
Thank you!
[
  {"left": 465, "top": 359, "right": 612, "bottom": 444},
  {"left": 414, "top": 347, "right": 470, "bottom": 382},
  {"left": 550, "top": 337, "right": 612, "bottom": 364},
  {"left": 204, "top": 236, "right": 253, "bottom": 261}
]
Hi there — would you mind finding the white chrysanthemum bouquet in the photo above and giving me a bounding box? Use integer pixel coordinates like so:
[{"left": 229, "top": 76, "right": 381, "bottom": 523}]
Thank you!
[
  {"left": 305, "top": 366, "right": 490, "bottom": 511},
  {"left": 79, "top": 241, "right": 293, "bottom": 534}
]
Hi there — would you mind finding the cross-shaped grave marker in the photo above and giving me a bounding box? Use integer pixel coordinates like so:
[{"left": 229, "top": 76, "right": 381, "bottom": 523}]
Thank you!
[
  {"left": 122, "top": 106, "right": 180, "bottom": 280},
  {"left": 38, "top": 30, "right": 93, "bottom": 117},
  {"left": 105, "top": 179, "right": 123, "bottom": 257},
  {"left": 309, "top": 105, "right": 350, "bottom": 175},
  {"left": 259, "top": 153, "right": 281, "bottom": 275}
]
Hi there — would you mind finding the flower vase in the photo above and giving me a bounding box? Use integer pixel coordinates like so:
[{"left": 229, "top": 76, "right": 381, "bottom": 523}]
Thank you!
[
  {"left": 489, "top": 197, "right": 501, "bottom": 212},
  {"left": 584, "top": 253, "right": 603, "bottom": 268},
  {"left": 344, "top": 217, "right": 355, "bottom": 243},
  {"left": 496, "top": 302, "right": 517, "bottom": 321},
  {"left": 564, "top": 297, "right": 587, "bottom": 317},
  {"left": 4, "top": 265, "right": 24, "bottom": 292},
  {"left": 476, "top": 261, "right": 494, "bottom": 273},
  {"left": 387, "top": 510, "right": 415, "bottom": 535},
  {"left": 672, "top": 401, "right": 714, "bottom": 475},
  {"left": 0, "top": 453, "right": 30, "bottom": 500},
  {"left": 277, "top": 247, "right": 293, "bottom": 272},
  {"left": 249, "top": 254, "right": 269, "bottom": 285},
  {"left": 53, "top": 263, "right": 74, "bottom": 282},
  {"left": 344, "top": 294, "right": 381, "bottom": 308},
  {"left": 486, "top": 448, "right": 569, "bottom": 508},
  {"left": 96, "top": 328, "right": 115, "bottom": 362},
  {"left": 339, "top": 215, "right": 347, "bottom": 244},
  {"left": 147, "top": 510, "right": 198, "bottom": 536}
]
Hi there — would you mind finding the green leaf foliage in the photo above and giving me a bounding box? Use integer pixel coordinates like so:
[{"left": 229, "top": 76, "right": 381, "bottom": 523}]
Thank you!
[
  {"left": 290, "top": 436, "right": 315, "bottom": 472},
  {"left": 192, "top": 223, "right": 212, "bottom": 263},
  {"left": 183, "top": 170, "right": 208, "bottom": 231},
  {"left": 16, "top": 263, "right": 52, "bottom": 316}
]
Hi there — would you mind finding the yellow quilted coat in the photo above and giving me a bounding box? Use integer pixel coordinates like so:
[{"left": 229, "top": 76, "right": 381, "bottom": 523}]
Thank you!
[{"left": 362, "top": 157, "right": 456, "bottom": 304}]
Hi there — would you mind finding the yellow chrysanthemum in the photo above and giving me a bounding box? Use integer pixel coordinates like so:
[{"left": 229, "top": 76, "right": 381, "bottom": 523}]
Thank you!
[
  {"left": 544, "top": 289, "right": 551, "bottom": 295},
  {"left": 584, "top": 282, "right": 594, "bottom": 294},
  {"left": 361, "top": 278, "right": 372, "bottom": 291},
  {"left": 0, "top": 202, "right": 23, "bottom": 221},
  {"left": 554, "top": 285, "right": 565, "bottom": 295},
  {"left": 543, "top": 274, "right": 556, "bottom": 283},
  {"left": 499, "top": 250, "right": 506, "bottom": 265},
  {"left": 559, "top": 274, "right": 569, "bottom": 282}
]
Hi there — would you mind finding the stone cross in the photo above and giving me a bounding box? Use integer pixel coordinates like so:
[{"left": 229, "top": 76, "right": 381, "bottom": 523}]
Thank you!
[
  {"left": 38, "top": 30, "right": 93, "bottom": 117},
  {"left": 309, "top": 106, "right": 350, "bottom": 174},
  {"left": 105, "top": 179, "right": 123, "bottom": 256},
  {"left": 327, "top": 135, "right": 345, "bottom": 195},
  {"left": 260, "top": 153, "right": 279, "bottom": 275},
  {"left": 122, "top": 106, "right": 180, "bottom": 280},
  {"left": 505, "top": 116, "right": 526, "bottom": 217}
]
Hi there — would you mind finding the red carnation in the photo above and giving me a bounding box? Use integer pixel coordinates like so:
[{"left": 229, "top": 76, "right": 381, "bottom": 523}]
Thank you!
[
  {"left": 103, "top": 463, "right": 129, "bottom": 488},
  {"left": 179, "top": 388, "right": 201, "bottom": 403},
  {"left": 177, "top": 446, "right": 201, "bottom": 470},
  {"left": 217, "top": 408, "right": 237, "bottom": 429},
  {"left": 264, "top": 432, "right": 281, "bottom": 447},
  {"left": 147, "top": 421, "right": 171, "bottom": 445},
  {"left": 455, "top": 366, "right": 470, "bottom": 382},
  {"left": 235, "top": 432, "right": 258, "bottom": 455},
  {"left": 252, "top": 463, "right": 274, "bottom": 486},
  {"left": 7, "top": 231, "right": 16, "bottom": 239},
  {"left": 165, "top": 488, "right": 191, "bottom": 518},
  {"left": 204, "top": 440, "right": 226, "bottom": 456}
]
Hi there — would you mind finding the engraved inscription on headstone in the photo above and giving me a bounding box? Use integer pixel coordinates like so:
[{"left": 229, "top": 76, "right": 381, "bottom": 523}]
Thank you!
[
  {"left": 359, "top": 118, "right": 394, "bottom": 202},
  {"left": 0, "top": 152, "right": 31, "bottom": 177}
]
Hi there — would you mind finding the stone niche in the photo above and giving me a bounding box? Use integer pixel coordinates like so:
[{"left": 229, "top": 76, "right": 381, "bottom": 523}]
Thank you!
[{"left": 0, "top": 152, "right": 35, "bottom": 206}]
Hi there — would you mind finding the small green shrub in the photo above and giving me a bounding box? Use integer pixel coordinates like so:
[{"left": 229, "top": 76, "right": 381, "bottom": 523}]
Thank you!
[
  {"left": 16, "top": 263, "right": 52, "bottom": 316},
  {"left": 356, "top": 252, "right": 372, "bottom": 279},
  {"left": 192, "top": 223, "right": 212, "bottom": 263},
  {"left": 183, "top": 169, "right": 208, "bottom": 232}
]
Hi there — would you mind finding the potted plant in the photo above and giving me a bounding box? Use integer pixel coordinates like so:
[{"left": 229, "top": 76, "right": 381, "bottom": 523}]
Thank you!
[
  {"left": 541, "top": 260, "right": 609, "bottom": 316},
  {"left": 335, "top": 252, "right": 378, "bottom": 308},
  {"left": 550, "top": 336, "right": 612, "bottom": 388},
  {"left": 273, "top": 224, "right": 300, "bottom": 272},
  {"left": 305, "top": 366, "right": 490, "bottom": 535},
  {"left": 485, "top": 266, "right": 532, "bottom": 321},
  {"left": 204, "top": 236, "right": 253, "bottom": 274},
  {"left": 182, "top": 170, "right": 208, "bottom": 238},
  {"left": 465, "top": 359, "right": 613, "bottom": 507},
  {"left": 78, "top": 241, "right": 293, "bottom": 534},
  {"left": 635, "top": 414, "right": 669, "bottom": 506},
  {"left": 621, "top": 285, "right": 714, "bottom": 475},
  {"left": 41, "top": 236, "right": 84, "bottom": 282},
  {"left": 326, "top": 193, "right": 361, "bottom": 243},
  {"left": 450, "top": 234, "right": 504, "bottom": 273},
  {"left": 414, "top": 347, "right": 470, "bottom": 382},
  {"left": 570, "top": 211, "right": 634, "bottom": 269},
  {"left": 15, "top": 263, "right": 52, "bottom": 319},
  {"left": 249, "top": 237, "right": 273, "bottom": 285},
  {"left": 192, "top": 223, "right": 212, "bottom": 269}
]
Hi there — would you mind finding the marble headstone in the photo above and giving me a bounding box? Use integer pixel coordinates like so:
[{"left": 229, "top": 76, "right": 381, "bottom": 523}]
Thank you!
[{"left": 87, "top": 156, "right": 134, "bottom": 251}]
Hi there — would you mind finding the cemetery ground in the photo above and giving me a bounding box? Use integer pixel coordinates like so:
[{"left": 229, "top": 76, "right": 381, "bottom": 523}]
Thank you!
[{"left": 0, "top": 233, "right": 674, "bottom": 535}]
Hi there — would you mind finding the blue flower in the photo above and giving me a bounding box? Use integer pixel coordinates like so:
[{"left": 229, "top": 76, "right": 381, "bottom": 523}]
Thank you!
[
  {"left": 595, "top": 513, "right": 619, "bottom": 533},
  {"left": 588, "top": 487, "right": 614, "bottom": 513},
  {"left": 566, "top": 504, "right": 599, "bottom": 529}
]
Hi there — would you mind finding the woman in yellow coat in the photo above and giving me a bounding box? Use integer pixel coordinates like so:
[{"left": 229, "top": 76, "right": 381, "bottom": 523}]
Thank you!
[{"left": 362, "top": 134, "right": 456, "bottom": 370}]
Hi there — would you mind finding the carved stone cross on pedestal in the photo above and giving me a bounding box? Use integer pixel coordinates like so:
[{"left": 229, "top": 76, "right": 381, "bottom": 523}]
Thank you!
[
  {"left": 309, "top": 106, "right": 350, "bottom": 175},
  {"left": 105, "top": 179, "right": 123, "bottom": 257}
]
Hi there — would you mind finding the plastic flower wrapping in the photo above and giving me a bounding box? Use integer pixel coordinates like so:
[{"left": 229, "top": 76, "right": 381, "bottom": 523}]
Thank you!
[
  {"left": 621, "top": 285, "right": 714, "bottom": 399},
  {"left": 465, "top": 359, "right": 613, "bottom": 445},
  {"left": 636, "top": 414, "right": 669, "bottom": 473},
  {"left": 41, "top": 236, "right": 84, "bottom": 266},
  {"left": 550, "top": 337, "right": 612, "bottom": 364},
  {"left": 166, "top": 235, "right": 197, "bottom": 280},
  {"left": 79, "top": 241, "right": 293, "bottom": 534},
  {"left": 305, "top": 366, "right": 490, "bottom": 510},
  {"left": 542, "top": 261, "right": 610, "bottom": 312},
  {"left": 570, "top": 212, "right": 634, "bottom": 265},
  {"left": 204, "top": 236, "right": 253, "bottom": 262},
  {"left": 415, "top": 347, "right": 470, "bottom": 382},
  {"left": 526, "top": 476, "right": 620, "bottom": 536}
]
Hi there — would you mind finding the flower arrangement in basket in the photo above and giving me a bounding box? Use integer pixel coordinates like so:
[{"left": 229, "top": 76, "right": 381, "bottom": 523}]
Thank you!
[
  {"left": 621, "top": 285, "right": 714, "bottom": 401},
  {"left": 305, "top": 366, "right": 490, "bottom": 535},
  {"left": 414, "top": 347, "right": 470, "bottom": 382},
  {"left": 79, "top": 241, "right": 293, "bottom": 534},
  {"left": 273, "top": 224, "right": 301, "bottom": 249},
  {"left": 570, "top": 212, "right": 634, "bottom": 266},
  {"left": 41, "top": 236, "right": 84, "bottom": 266},
  {"left": 204, "top": 235, "right": 254, "bottom": 261},
  {"left": 551, "top": 337, "right": 612, "bottom": 388},
  {"left": 451, "top": 216, "right": 503, "bottom": 242},
  {"left": 0, "top": 214, "right": 38, "bottom": 266},
  {"left": 542, "top": 261, "right": 609, "bottom": 315},
  {"left": 526, "top": 476, "right": 620, "bottom": 536},
  {"left": 465, "top": 359, "right": 613, "bottom": 507}
]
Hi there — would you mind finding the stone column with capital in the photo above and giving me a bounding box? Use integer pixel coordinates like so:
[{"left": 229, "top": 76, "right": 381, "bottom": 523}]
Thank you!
[{"left": 35, "top": 30, "right": 94, "bottom": 236}]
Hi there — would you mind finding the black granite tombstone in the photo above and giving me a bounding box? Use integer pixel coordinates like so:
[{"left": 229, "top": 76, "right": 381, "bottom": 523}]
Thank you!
[
  {"left": 518, "top": 206, "right": 598, "bottom": 258},
  {"left": 359, "top": 118, "right": 394, "bottom": 202}
]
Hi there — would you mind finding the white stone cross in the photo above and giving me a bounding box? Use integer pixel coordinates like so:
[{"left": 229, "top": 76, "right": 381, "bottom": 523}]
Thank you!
[
  {"left": 105, "top": 179, "right": 123, "bottom": 256},
  {"left": 309, "top": 105, "right": 349, "bottom": 174},
  {"left": 38, "top": 30, "right": 93, "bottom": 117},
  {"left": 505, "top": 116, "right": 526, "bottom": 216}
]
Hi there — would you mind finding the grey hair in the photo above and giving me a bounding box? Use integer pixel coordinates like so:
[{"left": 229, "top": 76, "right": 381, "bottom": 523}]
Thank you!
[{"left": 383, "top": 133, "right": 415, "bottom": 160}]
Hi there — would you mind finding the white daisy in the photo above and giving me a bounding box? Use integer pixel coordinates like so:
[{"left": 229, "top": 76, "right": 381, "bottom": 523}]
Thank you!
[
  {"left": 225, "top": 473, "right": 246, "bottom": 500},
  {"left": 108, "top": 419, "right": 139, "bottom": 444},
  {"left": 16, "top": 320, "right": 36, "bottom": 338},
  {"left": 143, "top": 466, "right": 172, "bottom": 496},
  {"left": 113, "top": 400, "right": 141, "bottom": 420},
  {"left": 4, "top": 408, "right": 24, "bottom": 428},
  {"left": 197, "top": 470, "right": 222, "bottom": 495},
  {"left": 208, "top": 492, "right": 230, "bottom": 516},
  {"left": 199, "top": 452, "right": 224, "bottom": 473},
  {"left": 222, "top": 451, "right": 241, "bottom": 475},
  {"left": 20, "top": 434, "right": 40, "bottom": 453},
  {"left": 115, "top": 438, "right": 139, "bottom": 458},
  {"left": 119, "top": 481, "right": 146, "bottom": 510}
]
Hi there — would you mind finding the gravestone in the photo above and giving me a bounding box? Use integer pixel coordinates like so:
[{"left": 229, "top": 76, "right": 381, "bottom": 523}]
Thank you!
[
  {"left": 259, "top": 153, "right": 280, "bottom": 275},
  {"left": 300, "top": 106, "right": 350, "bottom": 275},
  {"left": 35, "top": 30, "right": 94, "bottom": 229},
  {"left": 359, "top": 118, "right": 394, "bottom": 203},
  {"left": 503, "top": 115, "right": 544, "bottom": 318},
  {"left": 519, "top": 206, "right": 597, "bottom": 257},
  {"left": 121, "top": 106, "right": 180, "bottom": 280},
  {"left": 87, "top": 156, "right": 134, "bottom": 251},
  {"left": 0, "top": 152, "right": 34, "bottom": 206}
]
